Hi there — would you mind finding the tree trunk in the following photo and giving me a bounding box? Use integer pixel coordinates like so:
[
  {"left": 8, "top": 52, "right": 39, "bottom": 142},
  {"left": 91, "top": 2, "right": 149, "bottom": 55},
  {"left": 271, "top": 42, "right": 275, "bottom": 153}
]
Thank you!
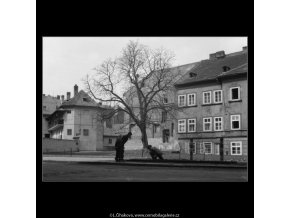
[{"left": 140, "top": 125, "right": 149, "bottom": 148}]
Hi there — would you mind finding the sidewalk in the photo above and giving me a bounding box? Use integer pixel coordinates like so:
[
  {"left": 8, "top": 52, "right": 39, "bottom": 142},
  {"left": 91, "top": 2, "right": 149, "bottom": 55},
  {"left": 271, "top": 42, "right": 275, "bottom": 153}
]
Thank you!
[{"left": 43, "top": 156, "right": 247, "bottom": 168}]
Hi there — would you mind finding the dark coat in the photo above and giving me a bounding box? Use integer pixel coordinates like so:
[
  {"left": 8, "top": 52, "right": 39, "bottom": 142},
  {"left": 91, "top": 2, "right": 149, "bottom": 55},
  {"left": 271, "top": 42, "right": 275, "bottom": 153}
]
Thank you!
[{"left": 115, "top": 136, "right": 123, "bottom": 149}]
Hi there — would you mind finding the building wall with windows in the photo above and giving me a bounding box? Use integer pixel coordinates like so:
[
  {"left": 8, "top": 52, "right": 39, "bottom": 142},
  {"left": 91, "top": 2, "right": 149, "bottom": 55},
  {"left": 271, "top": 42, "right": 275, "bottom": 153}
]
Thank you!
[{"left": 175, "top": 77, "right": 247, "bottom": 161}]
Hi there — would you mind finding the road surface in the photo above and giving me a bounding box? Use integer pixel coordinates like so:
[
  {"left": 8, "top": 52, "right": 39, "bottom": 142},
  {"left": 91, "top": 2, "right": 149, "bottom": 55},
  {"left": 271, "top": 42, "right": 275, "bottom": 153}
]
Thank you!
[{"left": 42, "top": 161, "right": 247, "bottom": 182}]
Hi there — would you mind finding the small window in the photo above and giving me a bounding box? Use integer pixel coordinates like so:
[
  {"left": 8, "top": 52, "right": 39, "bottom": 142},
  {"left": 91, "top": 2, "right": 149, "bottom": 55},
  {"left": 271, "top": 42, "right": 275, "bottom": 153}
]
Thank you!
[
  {"left": 163, "top": 97, "right": 168, "bottom": 104},
  {"left": 213, "top": 90, "right": 223, "bottom": 103},
  {"left": 188, "top": 119, "right": 196, "bottom": 132},
  {"left": 203, "top": 117, "right": 212, "bottom": 131},
  {"left": 230, "top": 87, "right": 240, "bottom": 101},
  {"left": 203, "top": 91, "right": 211, "bottom": 104},
  {"left": 189, "top": 72, "right": 197, "bottom": 78},
  {"left": 83, "top": 98, "right": 90, "bottom": 102},
  {"left": 178, "top": 119, "right": 186, "bottom": 133},
  {"left": 109, "top": 138, "right": 112, "bottom": 144},
  {"left": 153, "top": 124, "right": 158, "bottom": 134},
  {"left": 231, "top": 141, "right": 242, "bottom": 155},
  {"left": 67, "top": 129, "right": 72, "bottom": 135},
  {"left": 187, "top": 93, "right": 196, "bottom": 106},
  {"left": 231, "top": 115, "right": 241, "bottom": 130},
  {"left": 83, "top": 129, "right": 89, "bottom": 136},
  {"left": 214, "top": 117, "right": 223, "bottom": 131},
  {"left": 203, "top": 142, "right": 212, "bottom": 154},
  {"left": 161, "top": 111, "right": 167, "bottom": 123},
  {"left": 178, "top": 95, "right": 186, "bottom": 107}
]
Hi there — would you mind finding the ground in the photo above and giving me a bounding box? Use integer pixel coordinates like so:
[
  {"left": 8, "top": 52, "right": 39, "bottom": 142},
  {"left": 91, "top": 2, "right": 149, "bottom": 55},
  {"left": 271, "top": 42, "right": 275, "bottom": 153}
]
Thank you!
[{"left": 42, "top": 161, "right": 247, "bottom": 182}]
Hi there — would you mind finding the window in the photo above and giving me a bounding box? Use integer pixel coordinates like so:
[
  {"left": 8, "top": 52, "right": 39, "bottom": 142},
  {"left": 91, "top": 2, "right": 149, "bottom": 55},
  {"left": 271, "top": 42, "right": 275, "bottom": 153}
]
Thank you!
[
  {"left": 163, "top": 129, "right": 170, "bottom": 143},
  {"left": 109, "top": 138, "right": 112, "bottom": 144},
  {"left": 203, "top": 117, "right": 212, "bottom": 131},
  {"left": 153, "top": 124, "right": 157, "bottom": 134},
  {"left": 203, "top": 142, "right": 212, "bottom": 154},
  {"left": 231, "top": 141, "right": 242, "bottom": 155},
  {"left": 67, "top": 129, "right": 72, "bottom": 135},
  {"left": 231, "top": 115, "right": 241, "bottom": 130},
  {"left": 213, "top": 90, "right": 223, "bottom": 103},
  {"left": 163, "top": 97, "right": 168, "bottom": 104},
  {"left": 161, "top": 111, "right": 167, "bottom": 123},
  {"left": 214, "top": 117, "right": 223, "bottom": 131},
  {"left": 230, "top": 87, "right": 240, "bottom": 100},
  {"left": 83, "top": 129, "right": 89, "bottom": 136},
  {"left": 188, "top": 119, "right": 196, "bottom": 132},
  {"left": 178, "top": 119, "right": 186, "bottom": 133},
  {"left": 203, "top": 91, "right": 211, "bottom": 104},
  {"left": 178, "top": 95, "right": 186, "bottom": 107},
  {"left": 187, "top": 93, "right": 196, "bottom": 106},
  {"left": 171, "top": 123, "right": 174, "bottom": 136},
  {"left": 189, "top": 72, "right": 197, "bottom": 78},
  {"left": 83, "top": 98, "right": 90, "bottom": 102}
]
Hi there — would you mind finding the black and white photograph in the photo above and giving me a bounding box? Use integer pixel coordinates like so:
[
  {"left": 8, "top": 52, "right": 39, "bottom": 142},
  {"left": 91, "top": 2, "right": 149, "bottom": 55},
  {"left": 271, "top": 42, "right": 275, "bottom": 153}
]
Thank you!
[{"left": 42, "top": 37, "right": 248, "bottom": 182}]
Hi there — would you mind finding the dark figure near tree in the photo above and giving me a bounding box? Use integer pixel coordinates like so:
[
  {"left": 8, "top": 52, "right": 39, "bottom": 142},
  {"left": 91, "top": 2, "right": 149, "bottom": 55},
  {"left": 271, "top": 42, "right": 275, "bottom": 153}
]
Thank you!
[
  {"left": 115, "top": 132, "right": 132, "bottom": 162},
  {"left": 147, "top": 145, "right": 164, "bottom": 160}
]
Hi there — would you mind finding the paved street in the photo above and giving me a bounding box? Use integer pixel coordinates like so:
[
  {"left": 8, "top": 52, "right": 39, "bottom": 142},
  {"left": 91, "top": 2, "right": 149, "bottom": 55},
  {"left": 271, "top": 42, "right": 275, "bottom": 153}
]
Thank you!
[{"left": 42, "top": 161, "right": 247, "bottom": 182}]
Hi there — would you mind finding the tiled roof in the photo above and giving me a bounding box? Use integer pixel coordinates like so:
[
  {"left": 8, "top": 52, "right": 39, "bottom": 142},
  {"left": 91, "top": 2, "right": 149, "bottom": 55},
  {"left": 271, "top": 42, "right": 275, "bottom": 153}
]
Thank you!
[
  {"left": 175, "top": 50, "right": 247, "bottom": 86},
  {"left": 60, "top": 90, "right": 102, "bottom": 108}
]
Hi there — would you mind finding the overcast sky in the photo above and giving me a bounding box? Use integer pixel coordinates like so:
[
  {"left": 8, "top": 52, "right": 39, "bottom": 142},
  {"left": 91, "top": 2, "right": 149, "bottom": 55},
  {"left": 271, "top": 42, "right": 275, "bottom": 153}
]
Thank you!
[{"left": 43, "top": 37, "right": 247, "bottom": 96}]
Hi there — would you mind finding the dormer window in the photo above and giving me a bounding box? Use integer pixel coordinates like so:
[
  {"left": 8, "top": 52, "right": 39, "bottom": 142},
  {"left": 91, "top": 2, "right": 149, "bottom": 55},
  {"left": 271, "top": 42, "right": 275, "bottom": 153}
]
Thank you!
[
  {"left": 222, "top": 66, "right": 231, "bottom": 72},
  {"left": 189, "top": 72, "right": 197, "bottom": 78},
  {"left": 83, "top": 98, "right": 89, "bottom": 102}
]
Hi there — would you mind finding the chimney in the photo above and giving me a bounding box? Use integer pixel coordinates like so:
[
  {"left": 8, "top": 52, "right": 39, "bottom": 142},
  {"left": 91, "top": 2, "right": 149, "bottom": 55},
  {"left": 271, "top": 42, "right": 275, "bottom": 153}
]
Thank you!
[
  {"left": 57, "top": 95, "right": 60, "bottom": 100},
  {"left": 67, "top": 92, "right": 71, "bottom": 100},
  {"left": 61, "top": 95, "right": 64, "bottom": 102},
  {"left": 209, "top": 51, "right": 225, "bottom": 59},
  {"left": 243, "top": 46, "right": 248, "bottom": 51},
  {"left": 215, "top": 51, "right": 225, "bottom": 59},
  {"left": 42, "top": 94, "right": 45, "bottom": 96},
  {"left": 74, "top": 84, "right": 78, "bottom": 96},
  {"left": 209, "top": 53, "right": 216, "bottom": 60}
]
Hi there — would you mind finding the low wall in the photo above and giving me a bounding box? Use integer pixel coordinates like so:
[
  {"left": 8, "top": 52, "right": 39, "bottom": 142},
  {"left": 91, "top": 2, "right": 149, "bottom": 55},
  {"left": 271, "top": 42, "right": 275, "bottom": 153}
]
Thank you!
[{"left": 42, "top": 138, "right": 78, "bottom": 152}]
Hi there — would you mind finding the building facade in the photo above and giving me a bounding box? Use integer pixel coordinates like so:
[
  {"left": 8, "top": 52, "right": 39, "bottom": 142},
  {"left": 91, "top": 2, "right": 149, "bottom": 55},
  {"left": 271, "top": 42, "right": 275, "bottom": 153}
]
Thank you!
[
  {"left": 174, "top": 48, "right": 248, "bottom": 161},
  {"left": 42, "top": 94, "right": 62, "bottom": 137},
  {"left": 45, "top": 85, "right": 106, "bottom": 151}
]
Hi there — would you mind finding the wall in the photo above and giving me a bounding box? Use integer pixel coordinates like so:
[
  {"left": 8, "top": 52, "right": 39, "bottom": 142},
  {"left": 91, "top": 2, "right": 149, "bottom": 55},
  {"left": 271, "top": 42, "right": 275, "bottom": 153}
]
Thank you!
[
  {"left": 42, "top": 138, "right": 78, "bottom": 152},
  {"left": 176, "top": 137, "right": 247, "bottom": 162},
  {"left": 72, "top": 108, "right": 103, "bottom": 151},
  {"left": 176, "top": 78, "right": 247, "bottom": 137},
  {"left": 175, "top": 77, "right": 248, "bottom": 161},
  {"left": 42, "top": 95, "right": 62, "bottom": 137}
]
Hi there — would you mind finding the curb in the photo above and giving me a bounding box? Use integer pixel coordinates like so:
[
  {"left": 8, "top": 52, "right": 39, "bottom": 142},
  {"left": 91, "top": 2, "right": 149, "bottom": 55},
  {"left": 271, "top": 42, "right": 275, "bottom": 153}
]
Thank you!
[{"left": 77, "top": 161, "right": 247, "bottom": 169}]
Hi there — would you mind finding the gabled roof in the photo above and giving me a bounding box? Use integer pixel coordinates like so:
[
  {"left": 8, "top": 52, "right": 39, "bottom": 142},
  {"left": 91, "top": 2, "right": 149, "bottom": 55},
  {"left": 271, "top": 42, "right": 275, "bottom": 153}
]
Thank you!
[
  {"left": 175, "top": 50, "right": 247, "bottom": 86},
  {"left": 60, "top": 90, "right": 102, "bottom": 108}
]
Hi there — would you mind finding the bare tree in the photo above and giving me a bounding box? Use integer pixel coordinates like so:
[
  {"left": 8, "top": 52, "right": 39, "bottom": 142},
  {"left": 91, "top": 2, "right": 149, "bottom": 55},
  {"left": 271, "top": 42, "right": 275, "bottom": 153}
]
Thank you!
[{"left": 84, "top": 40, "right": 182, "bottom": 148}]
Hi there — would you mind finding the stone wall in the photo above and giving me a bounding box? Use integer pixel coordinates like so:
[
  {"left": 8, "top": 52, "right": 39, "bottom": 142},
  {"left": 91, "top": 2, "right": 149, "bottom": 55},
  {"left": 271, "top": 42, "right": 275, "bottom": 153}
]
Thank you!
[{"left": 42, "top": 138, "right": 78, "bottom": 152}]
